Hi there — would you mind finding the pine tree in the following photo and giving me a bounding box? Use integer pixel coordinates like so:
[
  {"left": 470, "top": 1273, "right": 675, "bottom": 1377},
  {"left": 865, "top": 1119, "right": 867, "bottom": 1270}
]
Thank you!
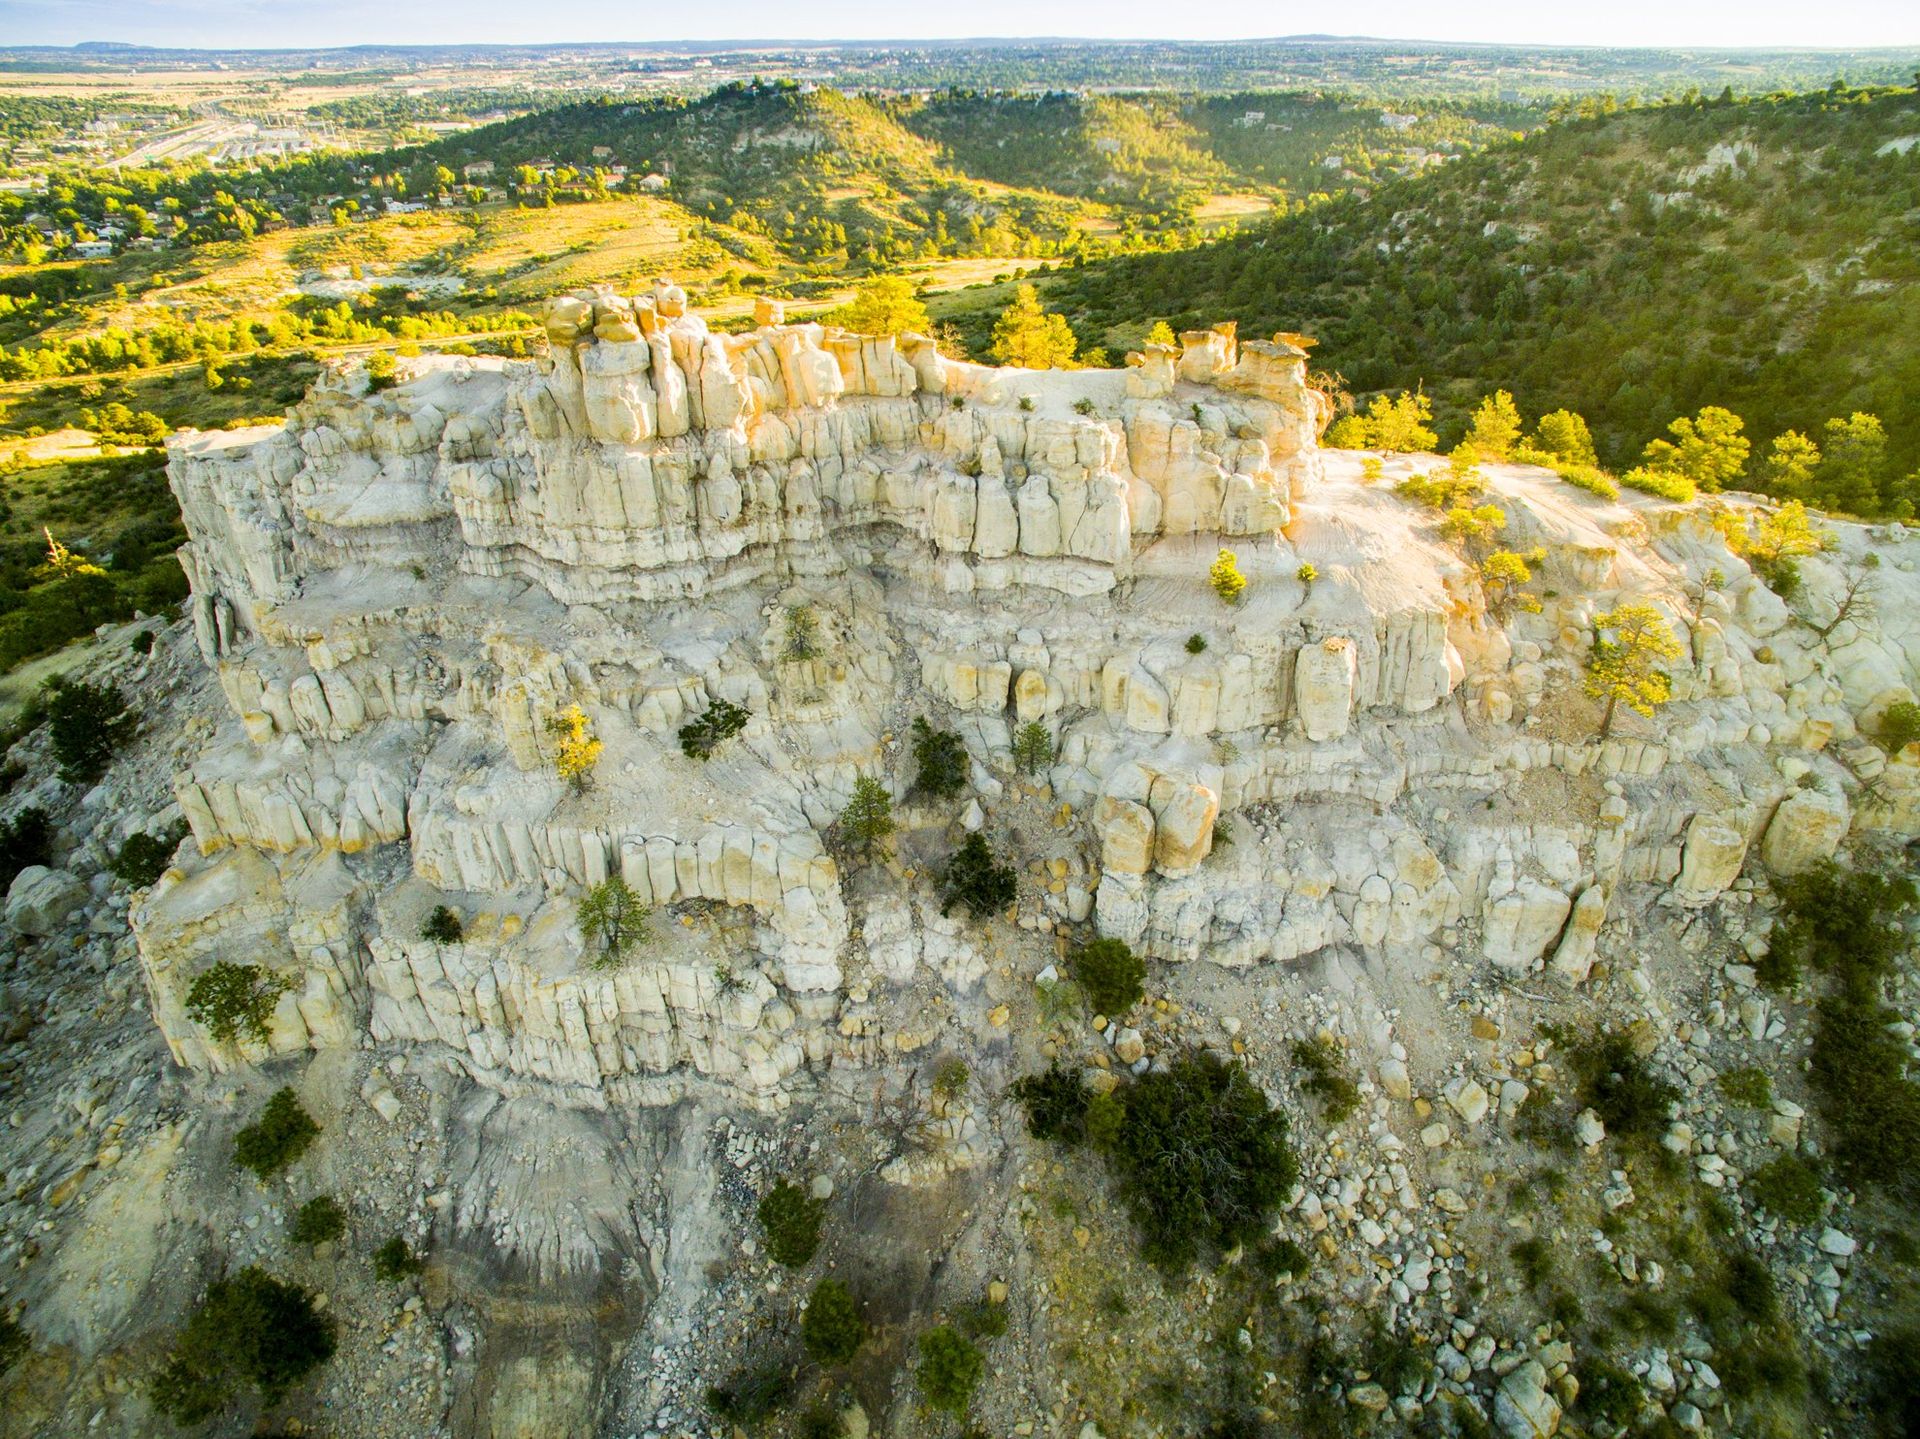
[
  {"left": 989, "top": 284, "right": 1077, "bottom": 369},
  {"left": 839, "top": 774, "right": 895, "bottom": 858},
  {"left": 1012, "top": 721, "right": 1053, "bottom": 775},
  {"left": 578, "top": 877, "right": 651, "bottom": 968},
  {"left": 1462, "top": 390, "right": 1523, "bottom": 460},
  {"left": 1209, "top": 549, "right": 1247, "bottom": 605},
  {"left": 1584, "top": 603, "right": 1685, "bottom": 738}
]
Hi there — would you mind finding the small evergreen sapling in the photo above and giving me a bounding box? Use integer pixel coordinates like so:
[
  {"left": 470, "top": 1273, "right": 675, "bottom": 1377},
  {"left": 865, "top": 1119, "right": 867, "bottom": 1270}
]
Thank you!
[
  {"left": 1209, "top": 549, "right": 1247, "bottom": 605},
  {"left": 916, "top": 1326, "right": 984, "bottom": 1415},
  {"left": 1011, "top": 720, "right": 1052, "bottom": 775},
  {"left": 679, "top": 698, "right": 751, "bottom": 760},
  {"left": 801, "top": 1277, "right": 865, "bottom": 1366},
  {"left": 149, "top": 1268, "right": 335, "bottom": 1424},
  {"left": 838, "top": 773, "right": 895, "bottom": 858},
  {"left": 578, "top": 877, "right": 650, "bottom": 968},
  {"left": 909, "top": 716, "right": 968, "bottom": 798},
  {"left": 938, "top": 834, "right": 1016, "bottom": 919},
  {"left": 420, "top": 904, "right": 463, "bottom": 944},
  {"left": 758, "top": 1179, "right": 824, "bottom": 1267},
  {"left": 373, "top": 1235, "right": 425, "bottom": 1281},
  {"left": 233, "top": 1088, "right": 320, "bottom": 1179}
]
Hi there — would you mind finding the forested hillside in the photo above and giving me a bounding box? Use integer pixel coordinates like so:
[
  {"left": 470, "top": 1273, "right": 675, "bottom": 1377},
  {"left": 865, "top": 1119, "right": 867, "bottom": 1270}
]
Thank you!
[{"left": 1046, "top": 84, "right": 1920, "bottom": 500}]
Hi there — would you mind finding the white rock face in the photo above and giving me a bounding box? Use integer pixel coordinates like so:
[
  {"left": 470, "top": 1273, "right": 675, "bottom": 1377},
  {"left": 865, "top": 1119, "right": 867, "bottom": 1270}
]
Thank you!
[{"left": 136, "top": 282, "right": 1920, "bottom": 1112}]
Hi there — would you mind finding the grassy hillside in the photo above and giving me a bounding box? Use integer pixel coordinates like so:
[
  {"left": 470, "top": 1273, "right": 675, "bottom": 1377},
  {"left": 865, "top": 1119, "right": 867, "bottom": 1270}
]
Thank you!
[{"left": 1044, "top": 84, "right": 1920, "bottom": 506}]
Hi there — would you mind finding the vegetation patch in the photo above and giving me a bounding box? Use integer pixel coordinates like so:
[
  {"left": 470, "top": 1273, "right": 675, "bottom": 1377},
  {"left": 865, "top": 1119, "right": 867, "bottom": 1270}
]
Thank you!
[
  {"left": 233, "top": 1088, "right": 320, "bottom": 1179},
  {"left": 150, "top": 1267, "right": 335, "bottom": 1424}
]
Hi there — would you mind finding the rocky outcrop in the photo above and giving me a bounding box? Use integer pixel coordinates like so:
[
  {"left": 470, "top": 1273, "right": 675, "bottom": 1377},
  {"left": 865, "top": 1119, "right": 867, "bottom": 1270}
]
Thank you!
[{"left": 136, "top": 283, "right": 1920, "bottom": 1114}]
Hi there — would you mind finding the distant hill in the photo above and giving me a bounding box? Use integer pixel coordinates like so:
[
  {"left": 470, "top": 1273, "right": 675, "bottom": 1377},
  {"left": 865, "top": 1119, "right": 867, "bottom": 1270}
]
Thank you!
[{"left": 1045, "top": 84, "right": 1920, "bottom": 503}]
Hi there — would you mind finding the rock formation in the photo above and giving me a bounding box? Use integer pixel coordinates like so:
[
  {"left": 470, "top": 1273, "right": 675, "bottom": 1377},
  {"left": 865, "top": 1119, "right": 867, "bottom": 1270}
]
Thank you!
[{"left": 139, "top": 284, "right": 1920, "bottom": 1129}]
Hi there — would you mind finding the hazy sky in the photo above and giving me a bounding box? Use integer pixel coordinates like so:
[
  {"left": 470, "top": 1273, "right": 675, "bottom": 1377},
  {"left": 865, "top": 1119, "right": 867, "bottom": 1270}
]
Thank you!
[{"left": 0, "top": 0, "right": 1915, "bottom": 50}]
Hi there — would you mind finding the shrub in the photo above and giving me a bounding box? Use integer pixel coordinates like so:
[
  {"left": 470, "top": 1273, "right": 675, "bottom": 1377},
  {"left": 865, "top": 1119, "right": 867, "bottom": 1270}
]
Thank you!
[
  {"left": 1255, "top": 1236, "right": 1310, "bottom": 1279},
  {"left": 186, "top": 962, "right": 290, "bottom": 1047},
  {"left": 1209, "top": 549, "right": 1247, "bottom": 605},
  {"left": 1072, "top": 397, "right": 1096, "bottom": 416},
  {"left": 1621, "top": 465, "right": 1697, "bottom": 503},
  {"left": 706, "top": 1363, "right": 796, "bottom": 1425},
  {"left": 1863, "top": 1329, "right": 1920, "bottom": 1439},
  {"left": 782, "top": 604, "right": 822, "bottom": 662},
  {"left": 1571, "top": 1357, "right": 1644, "bottom": 1432},
  {"left": 937, "top": 833, "right": 1016, "bottom": 919},
  {"left": 44, "top": 676, "right": 135, "bottom": 783},
  {"left": 1717, "top": 1066, "right": 1772, "bottom": 1109},
  {"left": 1071, "top": 937, "right": 1144, "bottom": 1016},
  {"left": 110, "top": 821, "right": 188, "bottom": 888},
  {"left": 1011, "top": 720, "right": 1053, "bottom": 775},
  {"left": 678, "top": 698, "right": 750, "bottom": 760},
  {"left": 1017, "top": 1051, "right": 1297, "bottom": 1271},
  {"left": 0, "top": 806, "right": 51, "bottom": 888},
  {"left": 758, "top": 1180, "right": 824, "bottom": 1267},
  {"left": 372, "top": 1235, "right": 424, "bottom": 1281},
  {"left": 916, "top": 1326, "right": 984, "bottom": 1415},
  {"left": 838, "top": 773, "right": 895, "bottom": 858},
  {"left": 420, "top": 904, "right": 463, "bottom": 944},
  {"left": 1185, "top": 633, "right": 1208, "bottom": 654},
  {"left": 932, "top": 1057, "right": 970, "bottom": 1101},
  {"left": 909, "top": 716, "right": 969, "bottom": 798},
  {"left": 130, "top": 628, "right": 157, "bottom": 655},
  {"left": 1009, "top": 1062, "right": 1091, "bottom": 1143},
  {"left": 1396, "top": 468, "right": 1483, "bottom": 510},
  {"left": 233, "top": 1088, "right": 320, "bottom": 1180},
  {"left": 956, "top": 1295, "right": 1009, "bottom": 1340},
  {"left": 150, "top": 1268, "right": 335, "bottom": 1424},
  {"left": 1551, "top": 462, "right": 1620, "bottom": 499},
  {"left": 1724, "top": 1250, "right": 1778, "bottom": 1323},
  {"left": 1296, "top": 561, "right": 1318, "bottom": 585},
  {"left": 362, "top": 350, "right": 399, "bottom": 392},
  {"left": 290, "top": 1195, "right": 346, "bottom": 1246},
  {"left": 1555, "top": 1026, "right": 1678, "bottom": 1140},
  {"left": 1877, "top": 699, "right": 1920, "bottom": 754},
  {"left": 1290, "top": 1037, "right": 1360, "bottom": 1123},
  {"left": 577, "top": 876, "right": 650, "bottom": 968},
  {"left": 1767, "top": 861, "right": 1916, "bottom": 991},
  {"left": 0, "top": 1312, "right": 26, "bottom": 1372},
  {"left": 801, "top": 1278, "right": 865, "bottom": 1366}
]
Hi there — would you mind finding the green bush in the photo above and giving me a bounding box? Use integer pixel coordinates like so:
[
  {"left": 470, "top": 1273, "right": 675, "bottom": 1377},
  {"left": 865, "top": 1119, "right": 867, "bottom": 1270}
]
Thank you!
[
  {"left": 1620, "top": 465, "right": 1696, "bottom": 502},
  {"left": 1745, "top": 1154, "right": 1824, "bottom": 1224},
  {"left": 233, "top": 1088, "right": 320, "bottom": 1180},
  {"left": 1716, "top": 1066, "right": 1772, "bottom": 1109},
  {"left": 185, "top": 962, "right": 290, "bottom": 1046},
  {"left": 0, "top": 1312, "right": 25, "bottom": 1372},
  {"left": 1863, "top": 1328, "right": 1920, "bottom": 1439},
  {"left": 956, "top": 1295, "right": 1009, "bottom": 1340},
  {"left": 1071, "top": 937, "right": 1144, "bottom": 1016},
  {"left": 1009, "top": 1062, "right": 1091, "bottom": 1144},
  {"left": 801, "top": 1278, "right": 865, "bottom": 1365},
  {"left": 1290, "top": 1036, "right": 1360, "bottom": 1123},
  {"left": 1017, "top": 1051, "right": 1297, "bottom": 1270},
  {"left": 910, "top": 715, "right": 969, "bottom": 798},
  {"left": 289, "top": 1195, "right": 346, "bottom": 1247},
  {"left": 677, "top": 697, "right": 750, "bottom": 760},
  {"left": 758, "top": 1180, "right": 824, "bottom": 1267},
  {"left": 0, "top": 807, "right": 50, "bottom": 889},
  {"left": 149, "top": 1267, "right": 335, "bottom": 1424},
  {"left": 1185, "top": 633, "right": 1208, "bottom": 654},
  {"left": 372, "top": 1235, "right": 424, "bottom": 1281},
  {"left": 577, "top": 876, "right": 650, "bottom": 968},
  {"left": 110, "top": 820, "right": 188, "bottom": 887},
  {"left": 130, "top": 628, "right": 157, "bottom": 655},
  {"left": 1571, "top": 1357, "right": 1645, "bottom": 1432},
  {"left": 1877, "top": 699, "right": 1920, "bottom": 754},
  {"left": 44, "top": 675, "right": 135, "bottom": 783},
  {"left": 938, "top": 833, "right": 1016, "bottom": 919},
  {"left": 706, "top": 1362, "right": 795, "bottom": 1425},
  {"left": 1554, "top": 1025, "right": 1678, "bottom": 1140},
  {"left": 916, "top": 1325, "right": 984, "bottom": 1415},
  {"left": 420, "top": 904, "right": 463, "bottom": 944},
  {"left": 1724, "top": 1250, "right": 1778, "bottom": 1323}
]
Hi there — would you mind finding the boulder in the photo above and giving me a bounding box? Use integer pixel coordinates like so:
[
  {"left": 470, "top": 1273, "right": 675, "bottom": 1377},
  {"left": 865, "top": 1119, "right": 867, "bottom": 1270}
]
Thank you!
[
  {"left": 1548, "top": 885, "right": 1607, "bottom": 985},
  {"left": 1097, "top": 798, "right": 1155, "bottom": 877},
  {"left": 6, "top": 866, "right": 85, "bottom": 937},
  {"left": 1674, "top": 813, "right": 1747, "bottom": 904},
  {"left": 1760, "top": 788, "right": 1849, "bottom": 875},
  {"left": 1151, "top": 782, "right": 1218, "bottom": 877},
  {"left": 1495, "top": 1359, "right": 1562, "bottom": 1439},
  {"left": 1482, "top": 881, "right": 1572, "bottom": 969}
]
